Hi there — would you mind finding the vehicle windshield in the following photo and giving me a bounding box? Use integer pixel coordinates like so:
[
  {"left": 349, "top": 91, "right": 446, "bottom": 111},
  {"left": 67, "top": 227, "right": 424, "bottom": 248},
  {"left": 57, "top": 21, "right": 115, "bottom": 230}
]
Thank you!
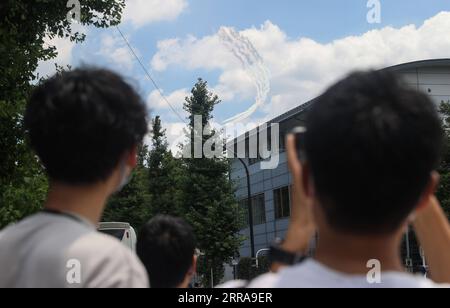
[{"left": 99, "top": 229, "right": 125, "bottom": 241}]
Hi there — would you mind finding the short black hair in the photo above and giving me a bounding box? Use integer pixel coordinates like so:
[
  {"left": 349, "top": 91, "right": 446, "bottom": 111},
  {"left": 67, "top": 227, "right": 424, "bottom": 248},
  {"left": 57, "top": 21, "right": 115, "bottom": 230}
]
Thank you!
[
  {"left": 305, "top": 70, "right": 444, "bottom": 234},
  {"left": 137, "top": 215, "right": 196, "bottom": 288},
  {"left": 25, "top": 68, "right": 148, "bottom": 184}
]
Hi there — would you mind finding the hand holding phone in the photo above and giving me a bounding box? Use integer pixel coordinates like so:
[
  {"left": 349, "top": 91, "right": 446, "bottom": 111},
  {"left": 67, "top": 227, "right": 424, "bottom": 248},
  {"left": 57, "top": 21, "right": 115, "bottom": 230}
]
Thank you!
[
  {"left": 279, "top": 132, "right": 315, "bottom": 254},
  {"left": 292, "top": 127, "right": 307, "bottom": 162}
]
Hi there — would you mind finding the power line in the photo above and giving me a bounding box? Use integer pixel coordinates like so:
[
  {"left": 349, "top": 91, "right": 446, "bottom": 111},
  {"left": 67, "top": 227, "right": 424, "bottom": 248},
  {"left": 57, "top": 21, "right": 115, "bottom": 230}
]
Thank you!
[
  {"left": 116, "top": 26, "right": 243, "bottom": 159},
  {"left": 115, "top": 26, "right": 186, "bottom": 123}
]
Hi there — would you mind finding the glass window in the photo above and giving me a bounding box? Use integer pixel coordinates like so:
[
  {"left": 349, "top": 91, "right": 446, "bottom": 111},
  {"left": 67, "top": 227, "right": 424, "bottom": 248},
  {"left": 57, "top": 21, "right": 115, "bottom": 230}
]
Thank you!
[
  {"left": 274, "top": 186, "right": 291, "bottom": 219},
  {"left": 99, "top": 229, "right": 125, "bottom": 240},
  {"left": 238, "top": 194, "right": 266, "bottom": 227},
  {"left": 252, "top": 194, "right": 266, "bottom": 225}
]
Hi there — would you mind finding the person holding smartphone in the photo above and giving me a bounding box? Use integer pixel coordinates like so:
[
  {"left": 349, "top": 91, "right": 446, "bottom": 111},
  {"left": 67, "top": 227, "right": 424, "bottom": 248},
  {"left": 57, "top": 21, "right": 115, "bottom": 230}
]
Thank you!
[{"left": 250, "top": 70, "right": 450, "bottom": 288}]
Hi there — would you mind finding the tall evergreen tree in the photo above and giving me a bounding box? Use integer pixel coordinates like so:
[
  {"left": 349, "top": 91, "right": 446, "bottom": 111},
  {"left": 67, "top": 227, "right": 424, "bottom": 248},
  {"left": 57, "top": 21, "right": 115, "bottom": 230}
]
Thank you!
[
  {"left": 182, "top": 79, "right": 241, "bottom": 286},
  {"left": 147, "top": 116, "right": 183, "bottom": 216},
  {"left": 103, "top": 144, "right": 151, "bottom": 232}
]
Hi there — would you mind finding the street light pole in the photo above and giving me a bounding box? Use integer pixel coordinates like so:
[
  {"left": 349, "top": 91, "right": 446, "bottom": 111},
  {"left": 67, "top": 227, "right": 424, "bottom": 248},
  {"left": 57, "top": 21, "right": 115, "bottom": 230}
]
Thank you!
[
  {"left": 238, "top": 158, "right": 256, "bottom": 258},
  {"left": 255, "top": 248, "right": 270, "bottom": 268}
]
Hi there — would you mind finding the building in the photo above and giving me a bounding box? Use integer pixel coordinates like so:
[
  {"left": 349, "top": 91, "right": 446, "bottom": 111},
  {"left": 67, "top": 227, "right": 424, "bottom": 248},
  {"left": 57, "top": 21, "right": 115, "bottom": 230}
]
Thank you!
[{"left": 230, "top": 59, "right": 450, "bottom": 263}]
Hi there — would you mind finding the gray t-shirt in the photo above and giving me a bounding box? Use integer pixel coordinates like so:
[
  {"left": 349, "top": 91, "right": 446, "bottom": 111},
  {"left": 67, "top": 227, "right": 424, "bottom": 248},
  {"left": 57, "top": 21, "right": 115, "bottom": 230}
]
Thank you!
[{"left": 0, "top": 212, "right": 149, "bottom": 288}]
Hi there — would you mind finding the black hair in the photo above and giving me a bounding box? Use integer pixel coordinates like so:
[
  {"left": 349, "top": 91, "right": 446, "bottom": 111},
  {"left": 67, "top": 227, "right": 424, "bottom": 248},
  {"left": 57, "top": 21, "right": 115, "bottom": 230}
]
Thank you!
[
  {"left": 137, "top": 215, "right": 196, "bottom": 288},
  {"left": 304, "top": 70, "right": 444, "bottom": 234},
  {"left": 24, "top": 68, "right": 148, "bottom": 184}
]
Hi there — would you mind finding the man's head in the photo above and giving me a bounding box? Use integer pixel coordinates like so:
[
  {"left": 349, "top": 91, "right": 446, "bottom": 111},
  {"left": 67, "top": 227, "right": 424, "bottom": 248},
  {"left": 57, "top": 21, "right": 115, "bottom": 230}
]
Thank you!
[
  {"left": 137, "top": 215, "right": 197, "bottom": 288},
  {"left": 25, "top": 68, "right": 148, "bottom": 190},
  {"left": 303, "top": 70, "right": 443, "bottom": 235}
]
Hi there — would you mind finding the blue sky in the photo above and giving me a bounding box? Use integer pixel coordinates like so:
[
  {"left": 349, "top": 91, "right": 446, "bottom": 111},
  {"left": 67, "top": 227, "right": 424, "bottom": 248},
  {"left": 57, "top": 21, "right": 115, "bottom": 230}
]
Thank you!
[{"left": 39, "top": 0, "right": 450, "bottom": 148}]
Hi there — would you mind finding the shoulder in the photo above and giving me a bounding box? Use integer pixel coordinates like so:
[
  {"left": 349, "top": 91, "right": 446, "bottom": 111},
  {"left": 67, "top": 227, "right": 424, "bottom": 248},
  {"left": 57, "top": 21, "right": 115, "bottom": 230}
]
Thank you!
[
  {"left": 248, "top": 260, "right": 319, "bottom": 288},
  {"left": 65, "top": 232, "right": 149, "bottom": 288},
  {"left": 247, "top": 272, "right": 281, "bottom": 288},
  {"left": 217, "top": 280, "right": 251, "bottom": 288},
  {"left": 391, "top": 275, "right": 450, "bottom": 288},
  {"left": 0, "top": 214, "right": 45, "bottom": 246}
]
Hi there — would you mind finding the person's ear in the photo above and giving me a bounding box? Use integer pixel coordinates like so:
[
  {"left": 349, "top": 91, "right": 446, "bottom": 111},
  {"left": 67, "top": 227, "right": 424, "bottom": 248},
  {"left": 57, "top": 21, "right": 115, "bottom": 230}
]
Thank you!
[
  {"left": 184, "top": 255, "right": 197, "bottom": 282},
  {"left": 416, "top": 171, "right": 440, "bottom": 212},
  {"left": 126, "top": 145, "right": 138, "bottom": 169},
  {"left": 189, "top": 255, "right": 198, "bottom": 276}
]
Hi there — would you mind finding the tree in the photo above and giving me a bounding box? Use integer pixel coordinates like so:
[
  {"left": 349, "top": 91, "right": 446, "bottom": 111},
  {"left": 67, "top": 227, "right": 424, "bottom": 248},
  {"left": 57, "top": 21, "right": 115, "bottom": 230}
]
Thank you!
[
  {"left": 1, "top": 0, "right": 124, "bottom": 97},
  {"left": 181, "top": 79, "right": 242, "bottom": 286},
  {"left": 438, "top": 101, "right": 450, "bottom": 218},
  {"left": 103, "top": 144, "right": 151, "bottom": 233},
  {"left": 237, "top": 257, "right": 270, "bottom": 281},
  {"left": 147, "top": 116, "right": 183, "bottom": 216},
  {"left": 0, "top": 97, "right": 48, "bottom": 229},
  {"left": 0, "top": 1, "right": 125, "bottom": 228}
]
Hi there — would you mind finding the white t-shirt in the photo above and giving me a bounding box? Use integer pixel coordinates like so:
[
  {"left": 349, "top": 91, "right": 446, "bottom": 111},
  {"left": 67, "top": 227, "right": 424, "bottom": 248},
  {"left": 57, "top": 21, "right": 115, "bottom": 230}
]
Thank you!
[
  {"left": 0, "top": 212, "right": 149, "bottom": 288},
  {"left": 248, "top": 259, "right": 449, "bottom": 288}
]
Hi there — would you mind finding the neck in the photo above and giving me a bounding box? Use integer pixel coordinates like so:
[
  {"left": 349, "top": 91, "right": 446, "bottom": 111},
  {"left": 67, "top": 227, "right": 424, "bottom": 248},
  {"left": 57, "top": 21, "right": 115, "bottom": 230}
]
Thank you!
[
  {"left": 44, "top": 181, "right": 111, "bottom": 225},
  {"left": 314, "top": 228, "right": 404, "bottom": 275}
]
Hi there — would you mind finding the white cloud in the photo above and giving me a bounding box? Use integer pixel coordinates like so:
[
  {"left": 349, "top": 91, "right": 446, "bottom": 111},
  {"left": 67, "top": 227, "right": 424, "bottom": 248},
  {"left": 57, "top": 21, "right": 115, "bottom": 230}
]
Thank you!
[
  {"left": 36, "top": 24, "right": 89, "bottom": 78},
  {"left": 151, "top": 12, "right": 450, "bottom": 122},
  {"left": 147, "top": 88, "right": 189, "bottom": 113},
  {"left": 36, "top": 35, "right": 77, "bottom": 79},
  {"left": 164, "top": 121, "right": 188, "bottom": 154},
  {"left": 123, "top": 0, "right": 188, "bottom": 28},
  {"left": 143, "top": 121, "right": 187, "bottom": 155},
  {"left": 151, "top": 34, "right": 237, "bottom": 72},
  {"left": 212, "top": 69, "right": 255, "bottom": 102},
  {"left": 98, "top": 34, "right": 135, "bottom": 71}
]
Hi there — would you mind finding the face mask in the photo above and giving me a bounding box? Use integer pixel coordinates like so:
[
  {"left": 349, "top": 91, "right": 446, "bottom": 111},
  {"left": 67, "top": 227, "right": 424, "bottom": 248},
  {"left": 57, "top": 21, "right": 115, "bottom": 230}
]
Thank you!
[{"left": 116, "top": 160, "right": 133, "bottom": 192}]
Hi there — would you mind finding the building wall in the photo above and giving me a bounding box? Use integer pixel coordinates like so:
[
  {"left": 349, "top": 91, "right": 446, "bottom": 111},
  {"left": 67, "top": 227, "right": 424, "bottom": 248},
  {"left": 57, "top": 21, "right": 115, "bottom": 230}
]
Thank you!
[
  {"left": 398, "top": 66, "right": 450, "bottom": 105},
  {"left": 232, "top": 152, "right": 291, "bottom": 257},
  {"left": 231, "top": 62, "right": 450, "bottom": 258}
]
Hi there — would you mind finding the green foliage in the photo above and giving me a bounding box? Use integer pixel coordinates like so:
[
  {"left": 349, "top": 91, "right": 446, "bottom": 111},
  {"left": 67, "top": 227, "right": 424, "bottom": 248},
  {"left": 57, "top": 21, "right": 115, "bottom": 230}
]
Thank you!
[
  {"left": 440, "top": 101, "right": 450, "bottom": 130},
  {"left": 237, "top": 257, "right": 269, "bottom": 281},
  {"left": 0, "top": 1, "right": 125, "bottom": 228},
  {"left": 438, "top": 101, "right": 450, "bottom": 218},
  {"left": 103, "top": 145, "right": 152, "bottom": 233},
  {"left": 0, "top": 170, "right": 48, "bottom": 229},
  {"left": 1, "top": 0, "right": 125, "bottom": 99},
  {"left": 103, "top": 115, "right": 185, "bottom": 233},
  {"left": 0, "top": 97, "right": 48, "bottom": 229},
  {"left": 147, "top": 116, "right": 184, "bottom": 216},
  {"left": 181, "top": 79, "right": 242, "bottom": 287}
]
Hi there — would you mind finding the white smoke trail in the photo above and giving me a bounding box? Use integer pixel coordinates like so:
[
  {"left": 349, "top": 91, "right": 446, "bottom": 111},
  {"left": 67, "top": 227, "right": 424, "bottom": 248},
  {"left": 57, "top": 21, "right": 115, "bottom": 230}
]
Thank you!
[{"left": 218, "top": 27, "right": 271, "bottom": 125}]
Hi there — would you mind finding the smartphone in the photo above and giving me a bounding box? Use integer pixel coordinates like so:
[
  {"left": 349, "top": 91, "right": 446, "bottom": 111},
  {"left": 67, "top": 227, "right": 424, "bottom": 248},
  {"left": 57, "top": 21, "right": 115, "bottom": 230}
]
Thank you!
[{"left": 291, "top": 126, "right": 307, "bottom": 162}]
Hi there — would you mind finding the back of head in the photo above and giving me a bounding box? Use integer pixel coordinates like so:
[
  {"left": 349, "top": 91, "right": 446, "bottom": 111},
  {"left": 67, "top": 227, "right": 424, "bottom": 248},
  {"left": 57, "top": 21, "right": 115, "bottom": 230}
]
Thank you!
[
  {"left": 25, "top": 68, "right": 148, "bottom": 185},
  {"left": 137, "top": 215, "right": 196, "bottom": 288},
  {"left": 305, "top": 70, "right": 443, "bottom": 234}
]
